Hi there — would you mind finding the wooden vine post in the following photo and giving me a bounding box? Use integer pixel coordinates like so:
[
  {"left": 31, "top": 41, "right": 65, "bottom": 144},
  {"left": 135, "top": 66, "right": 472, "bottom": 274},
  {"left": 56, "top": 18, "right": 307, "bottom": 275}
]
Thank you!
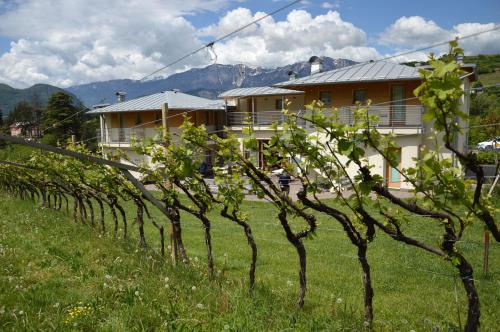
[{"left": 162, "top": 102, "right": 179, "bottom": 265}]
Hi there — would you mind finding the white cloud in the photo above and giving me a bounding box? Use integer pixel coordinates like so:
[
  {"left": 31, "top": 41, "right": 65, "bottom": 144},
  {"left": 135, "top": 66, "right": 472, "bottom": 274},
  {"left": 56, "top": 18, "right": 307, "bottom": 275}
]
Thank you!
[
  {"left": 453, "top": 23, "right": 500, "bottom": 55},
  {"left": 380, "top": 16, "right": 449, "bottom": 47},
  {"left": 321, "top": 1, "right": 340, "bottom": 9},
  {"left": 202, "top": 9, "right": 381, "bottom": 68},
  {"left": 380, "top": 16, "right": 500, "bottom": 56},
  {"left": 0, "top": 0, "right": 228, "bottom": 88}
]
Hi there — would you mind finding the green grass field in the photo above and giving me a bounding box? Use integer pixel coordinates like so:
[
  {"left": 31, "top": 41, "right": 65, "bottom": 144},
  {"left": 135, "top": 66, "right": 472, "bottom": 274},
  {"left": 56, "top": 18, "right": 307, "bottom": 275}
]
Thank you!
[{"left": 0, "top": 193, "right": 499, "bottom": 331}]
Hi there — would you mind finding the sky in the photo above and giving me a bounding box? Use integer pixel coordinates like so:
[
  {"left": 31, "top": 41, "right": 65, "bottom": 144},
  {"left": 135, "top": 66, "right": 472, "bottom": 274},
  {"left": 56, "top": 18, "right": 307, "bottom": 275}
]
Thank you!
[{"left": 0, "top": 0, "right": 498, "bottom": 88}]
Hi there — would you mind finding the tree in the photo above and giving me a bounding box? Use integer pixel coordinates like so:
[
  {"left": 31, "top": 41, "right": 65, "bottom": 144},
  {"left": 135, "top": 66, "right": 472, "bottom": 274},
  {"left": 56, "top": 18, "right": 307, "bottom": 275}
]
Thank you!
[
  {"left": 7, "top": 101, "right": 35, "bottom": 136},
  {"left": 42, "top": 92, "right": 82, "bottom": 145}
]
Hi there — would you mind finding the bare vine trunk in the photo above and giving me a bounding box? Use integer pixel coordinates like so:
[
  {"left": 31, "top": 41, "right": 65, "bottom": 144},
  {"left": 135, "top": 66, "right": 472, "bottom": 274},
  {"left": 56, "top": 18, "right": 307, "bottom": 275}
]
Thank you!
[
  {"left": 201, "top": 215, "right": 214, "bottom": 279},
  {"left": 136, "top": 203, "right": 147, "bottom": 248},
  {"left": 456, "top": 256, "right": 480, "bottom": 332},
  {"left": 116, "top": 204, "right": 127, "bottom": 239},
  {"left": 168, "top": 207, "right": 189, "bottom": 263},
  {"left": 278, "top": 209, "right": 307, "bottom": 308},
  {"left": 221, "top": 207, "right": 257, "bottom": 292},
  {"left": 358, "top": 244, "right": 374, "bottom": 325},
  {"left": 96, "top": 199, "right": 105, "bottom": 233},
  {"left": 86, "top": 198, "right": 95, "bottom": 227}
]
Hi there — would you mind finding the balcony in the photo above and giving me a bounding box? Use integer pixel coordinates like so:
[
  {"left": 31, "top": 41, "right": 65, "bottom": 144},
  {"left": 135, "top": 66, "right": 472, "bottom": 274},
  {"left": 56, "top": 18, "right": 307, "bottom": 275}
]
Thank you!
[
  {"left": 100, "top": 126, "right": 217, "bottom": 146},
  {"left": 227, "top": 105, "right": 423, "bottom": 130},
  {"left": 227, "top": 110, "right": 307, "bottom": 127},
  {"left": 337, "top": 105, "right": 423, "bottom": 128}
]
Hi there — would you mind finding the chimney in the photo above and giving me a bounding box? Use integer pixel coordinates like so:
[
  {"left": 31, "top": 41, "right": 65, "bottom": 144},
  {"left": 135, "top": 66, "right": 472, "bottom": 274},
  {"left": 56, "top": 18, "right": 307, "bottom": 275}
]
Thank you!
[
  {"left": 309, "top": 56, "right": 323, "bottom": 75},
  {"left": 116, "top": 91, "right": 126, "bottom": 103},
  {"left": 287, "top": 70, "right": 296, "bottom": 80},
  {"left": 455, "top": 54, "right": 464, "bottom": 65}
]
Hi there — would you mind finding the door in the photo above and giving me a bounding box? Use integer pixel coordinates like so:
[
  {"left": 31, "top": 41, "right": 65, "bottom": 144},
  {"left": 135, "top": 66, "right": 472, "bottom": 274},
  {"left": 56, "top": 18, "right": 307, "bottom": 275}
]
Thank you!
[
  {"left": 391, "top": 85, "right": 406, "bottom": 126},
  {"left": 385, "top": 148, "right": 401, "bottom": 188}
]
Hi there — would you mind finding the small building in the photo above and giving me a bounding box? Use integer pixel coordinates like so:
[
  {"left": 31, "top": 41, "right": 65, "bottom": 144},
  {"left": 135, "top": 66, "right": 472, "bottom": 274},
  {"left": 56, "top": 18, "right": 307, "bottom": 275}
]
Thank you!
[
  {"left": 87, "top": 90, "right": 225, "bottom": 168},
  {"left": 9, "top": 122, "right": 40, "bottom": 138}
]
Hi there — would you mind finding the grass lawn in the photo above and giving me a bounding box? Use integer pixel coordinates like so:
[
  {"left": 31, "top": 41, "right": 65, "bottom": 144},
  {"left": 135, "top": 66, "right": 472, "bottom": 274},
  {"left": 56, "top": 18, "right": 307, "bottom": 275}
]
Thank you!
[{"left": 0, "top": 193, "right": 499, "bottom": 331}]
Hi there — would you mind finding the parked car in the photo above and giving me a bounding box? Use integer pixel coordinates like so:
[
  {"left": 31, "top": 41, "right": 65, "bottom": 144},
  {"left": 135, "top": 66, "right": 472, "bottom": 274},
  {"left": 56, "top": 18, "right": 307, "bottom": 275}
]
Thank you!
[{"left": 477, "top": 137, "right": 500, "bottom": 150}]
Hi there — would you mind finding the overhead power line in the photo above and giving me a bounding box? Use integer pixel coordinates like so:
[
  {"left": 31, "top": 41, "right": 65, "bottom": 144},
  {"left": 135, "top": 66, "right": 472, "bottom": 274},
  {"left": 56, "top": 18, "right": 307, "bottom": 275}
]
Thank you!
[
  {"left": 39, "top": 0, "right": 303, "bottom": 137},
  {"left": 280, "top": 24, "right": 500, "bottom": 85},
  {"left": 138, "top": 0, "right": 303, "bottom": 82},
  {"left": 41, "top": 12, "right": 500, "bottom": 139}
]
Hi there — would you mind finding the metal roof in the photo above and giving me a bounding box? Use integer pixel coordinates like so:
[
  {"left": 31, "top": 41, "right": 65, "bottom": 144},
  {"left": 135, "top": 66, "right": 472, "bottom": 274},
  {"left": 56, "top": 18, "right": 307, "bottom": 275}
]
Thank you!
[
  {"left": 87, "top": 90, "right": 225, "bottom": 114},
  {"left": 218, "top": 86, "right": 305, "bottom": 99},
  {"left": 275, "top": 61, "right": 421, "bottom": 87}
]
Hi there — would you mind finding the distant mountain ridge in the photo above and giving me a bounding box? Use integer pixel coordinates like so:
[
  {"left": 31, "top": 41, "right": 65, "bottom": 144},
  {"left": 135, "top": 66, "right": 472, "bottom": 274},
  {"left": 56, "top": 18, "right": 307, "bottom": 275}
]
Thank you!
[
  {"left": 0, "top": 57, "right": 356, "bottom": 114},
  {"left": 66, "top": 57, "right": 357, "bottom": 107},
  {"left": 0, "top": 83, "right": 82, "bottom": 116}
]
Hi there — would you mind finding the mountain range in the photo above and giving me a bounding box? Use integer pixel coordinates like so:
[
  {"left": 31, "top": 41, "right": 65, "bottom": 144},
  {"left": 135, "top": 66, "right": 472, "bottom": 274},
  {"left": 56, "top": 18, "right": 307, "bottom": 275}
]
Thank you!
[
  {"left": 0, "top": 57, "right": 356, "bottom": 115},
  {"left": 0, "top": 83, "right": 81, "bottom": 116}
]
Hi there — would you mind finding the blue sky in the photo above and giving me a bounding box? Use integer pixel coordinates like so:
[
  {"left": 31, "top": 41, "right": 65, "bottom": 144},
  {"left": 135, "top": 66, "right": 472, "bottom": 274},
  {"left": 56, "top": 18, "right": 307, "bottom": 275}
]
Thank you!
[{"left": 0, "top": 0, "right": 498, "bottom": 88}]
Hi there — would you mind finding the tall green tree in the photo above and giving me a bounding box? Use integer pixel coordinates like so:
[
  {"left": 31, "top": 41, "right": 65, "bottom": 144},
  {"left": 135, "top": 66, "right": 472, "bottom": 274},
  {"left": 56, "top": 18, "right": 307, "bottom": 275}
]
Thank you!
[
  {"left": 42, "top": 92, "right": 82, "bottom": 145},
  {"left": 7, "top": 101, "right": 36, "bottom": 136}
]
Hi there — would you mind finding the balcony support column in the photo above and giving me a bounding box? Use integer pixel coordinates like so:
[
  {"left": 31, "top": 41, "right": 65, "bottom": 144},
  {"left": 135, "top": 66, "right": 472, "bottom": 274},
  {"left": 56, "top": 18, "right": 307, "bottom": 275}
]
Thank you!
[
  {"left": 99, "top": 115, "right": 104, "bottom": 143},
  {"left": 161, "top": 103, "right": 169, "bottom": 142}
]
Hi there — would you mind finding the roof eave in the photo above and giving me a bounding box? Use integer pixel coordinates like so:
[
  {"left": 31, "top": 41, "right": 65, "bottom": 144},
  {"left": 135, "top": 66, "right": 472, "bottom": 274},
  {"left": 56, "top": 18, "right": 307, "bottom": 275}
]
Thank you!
[{"left": 275, "top": 77, "right": 422, "bottom": 88}]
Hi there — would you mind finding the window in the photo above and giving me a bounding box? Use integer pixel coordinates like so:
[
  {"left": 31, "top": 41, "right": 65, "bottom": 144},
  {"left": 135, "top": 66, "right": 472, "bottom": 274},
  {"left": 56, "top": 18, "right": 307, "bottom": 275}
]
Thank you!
[
  {"left": 275, "top": 99, "right": 283, "bottom": 110},
  {"left": 319, "top": 91, "right": 331, "bottom": 105},
  {"left": 135, "top": 113, "right": 143, "bottom": 125},
  {"left": 353, "top": 89, "right": 367, "bottom": 104}
]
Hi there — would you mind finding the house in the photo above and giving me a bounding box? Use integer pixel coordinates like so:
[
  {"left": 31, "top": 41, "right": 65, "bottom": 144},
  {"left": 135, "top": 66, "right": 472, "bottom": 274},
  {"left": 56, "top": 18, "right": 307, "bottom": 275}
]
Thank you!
[
  {"left": 220, "top": 57, "right": 477, "bottom": 189},
  {"left": 9, "top": 122, "right": 40, "bottom": 138},
  {"left": 87, "top": 90, "right": 225, "bottom": 167},
  {"left": 88, "top": 58, "right": 476, "bottom": 190},
  {"left": 219, "top": 86, "right": 305, "bottom": 168}
]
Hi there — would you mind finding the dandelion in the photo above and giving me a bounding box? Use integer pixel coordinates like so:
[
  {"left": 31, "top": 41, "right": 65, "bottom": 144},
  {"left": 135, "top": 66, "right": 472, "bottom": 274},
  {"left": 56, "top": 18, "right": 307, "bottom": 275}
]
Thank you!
[
  {"left": 167, "top": 245, "right": 172, "bottom": 250},
  {"left": 103, "top": 283, "right": 108, "bottom": 288},
  {"left": 53, "top": 303, "right": 60, "bottom": 308},
  {"left": 135, "top": 291, "right": 140, "bottom": 296},
  {"left": 194, "top": 256, "right": 199, "bottom": 262},
  {"left": 223, "top": 252, "right": 228, "bottom": 257},
  {"left": 18, "top": 310, "right": 24, "bottom": 315},
  {"left": 196, "top": 303, "right": 204, "bottom": 309},
  {"left": 0, "top": 306, "right": 5, "bottom": 315},
  {"left": 191, "top": 286, "right": 197, "bottom": 291},
  {"left": 104, "top": 274, "right": 112, "bottom": 280},
  {"left": 164, "top": 284, "right": 170, "bottom": 289},
  {"left": 363, "top": 321, "right": 370, "bottom": 327},
  {"left": 164, "top": 277, "right": 170, "bottom": 283},
  {"left": 224, "top": 324, "right": 230, "bottom": 330},
  {"left": 286, "top": 280, "right": 293, "bottom": 287},
  {"left": 336, "top": 298, "right": 343, "bottom": 304},
  {"left": 401, "top": 319, "right": 408, "bottom": 325}
]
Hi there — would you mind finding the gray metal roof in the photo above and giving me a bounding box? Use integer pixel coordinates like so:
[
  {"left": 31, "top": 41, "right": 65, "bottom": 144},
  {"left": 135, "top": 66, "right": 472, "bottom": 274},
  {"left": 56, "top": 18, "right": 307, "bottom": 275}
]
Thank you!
[
  {"left": 275, "top": 61, "right": 421, "bottom": 87},
  {"left": 218, "top": 86, "right": 305, "bottom": 99},
  {"left": 87, "top": 90, "right": 225, "bottom": 114}
]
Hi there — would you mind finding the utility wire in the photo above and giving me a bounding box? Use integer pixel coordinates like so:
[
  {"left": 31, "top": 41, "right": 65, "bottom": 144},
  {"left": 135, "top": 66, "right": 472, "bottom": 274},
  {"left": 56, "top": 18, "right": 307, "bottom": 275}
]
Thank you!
[
  {"left": 280, "top": 24, "right": 500, "bottom": 86},
  {"left": 41, "top": 0, "right": 303, "bottom": 139},
  {"left": 48, "top": 19, "right": 500, "bottom": 138},
  {"left": 76, "top": 81, "right": 500, "bottom": 144},
  {"left": 138, "top": 0, "right": 303, "bottom": 82}
]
